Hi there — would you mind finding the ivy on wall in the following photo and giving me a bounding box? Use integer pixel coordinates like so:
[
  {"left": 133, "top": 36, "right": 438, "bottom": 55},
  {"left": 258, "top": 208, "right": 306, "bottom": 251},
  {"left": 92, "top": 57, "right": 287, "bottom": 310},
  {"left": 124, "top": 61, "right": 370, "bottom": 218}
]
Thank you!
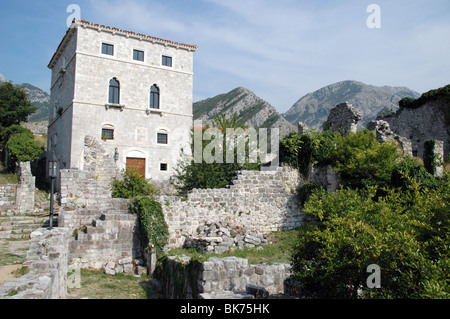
[
  {"left": 423, "top": 139, "right": 439, "bottom": 176},
  {"left": 129, "top": 196, "right": 169, "bottom": 255}
]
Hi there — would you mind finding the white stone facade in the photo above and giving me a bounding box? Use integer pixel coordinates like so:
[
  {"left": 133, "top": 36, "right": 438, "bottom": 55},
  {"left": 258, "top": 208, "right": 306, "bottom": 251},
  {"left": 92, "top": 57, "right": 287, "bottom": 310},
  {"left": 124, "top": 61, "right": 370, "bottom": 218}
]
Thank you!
[{"left": 47, "top": 19, "right": 197, "bottom": 184}]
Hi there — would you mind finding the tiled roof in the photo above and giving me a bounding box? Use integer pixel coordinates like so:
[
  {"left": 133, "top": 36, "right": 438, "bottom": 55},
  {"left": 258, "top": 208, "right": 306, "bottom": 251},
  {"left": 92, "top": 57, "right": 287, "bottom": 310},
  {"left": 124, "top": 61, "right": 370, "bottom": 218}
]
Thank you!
[
  {"left": 48, "top": 18, "right": 197, "bottom": 68},
  {"left": 74, "top": 19, "right": 198, "bottom": 50}
]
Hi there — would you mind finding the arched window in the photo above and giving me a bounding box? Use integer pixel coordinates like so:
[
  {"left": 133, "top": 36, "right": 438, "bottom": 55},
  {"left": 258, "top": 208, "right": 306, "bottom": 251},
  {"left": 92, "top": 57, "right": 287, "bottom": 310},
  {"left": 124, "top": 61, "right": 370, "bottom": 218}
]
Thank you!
[
  {"left": 150, "top": 85, "right": 160, "bottom": 109},
  {"left": 109, "top": 78, "right": 120, "bottom": 104}
]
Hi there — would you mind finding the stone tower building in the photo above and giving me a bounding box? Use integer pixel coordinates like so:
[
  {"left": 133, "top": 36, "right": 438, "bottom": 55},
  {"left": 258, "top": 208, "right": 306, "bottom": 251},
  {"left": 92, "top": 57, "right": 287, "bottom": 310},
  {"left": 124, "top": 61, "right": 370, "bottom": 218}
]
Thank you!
[{"left": 47, "top": 19, "right": 197, "bottom": 184}]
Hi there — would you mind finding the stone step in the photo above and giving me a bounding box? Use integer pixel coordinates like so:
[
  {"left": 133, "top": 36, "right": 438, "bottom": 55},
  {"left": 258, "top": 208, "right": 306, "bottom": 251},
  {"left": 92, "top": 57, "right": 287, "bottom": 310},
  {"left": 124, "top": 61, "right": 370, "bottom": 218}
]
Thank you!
[{"left": 100, "top": 211, "right": 135, "bottom": 221}]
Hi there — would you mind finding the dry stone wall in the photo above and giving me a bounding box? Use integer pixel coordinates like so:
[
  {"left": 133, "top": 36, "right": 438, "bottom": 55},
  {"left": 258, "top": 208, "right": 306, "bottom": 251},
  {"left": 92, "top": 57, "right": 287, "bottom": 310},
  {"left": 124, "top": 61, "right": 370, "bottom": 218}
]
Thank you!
[
  {"left": 0, "top": 162, "right": 36, "bottom": 214},
  {"left": 157, "top": 255, "right": 291, "bottom": 299},
  {"left": 367, "top": 120, "right": 413, "bottom": 157},
  {"left": 0, "top": 227, "right": 70, "bottom": 299},
  {"left": 158, "top": 167, "right": 304, "bottom": 249},
  {"left": 377, "top": 98, "right": 450, "bottom": 159}
]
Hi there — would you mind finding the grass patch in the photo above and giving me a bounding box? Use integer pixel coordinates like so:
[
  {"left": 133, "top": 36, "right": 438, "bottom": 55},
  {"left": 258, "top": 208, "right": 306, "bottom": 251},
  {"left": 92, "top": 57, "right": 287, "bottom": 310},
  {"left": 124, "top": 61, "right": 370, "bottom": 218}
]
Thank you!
[
  {"left": 0, "top": 173, "right": 18, "bottom": 185},
  {"left": 67, "top": 269, "right": 157, "bottom": 299},
  {"left": 0, "top": 252, "right": 26, "bottom": 266},
  {"left": 168, "top": 228, "right": 300, "bottom": 265}
]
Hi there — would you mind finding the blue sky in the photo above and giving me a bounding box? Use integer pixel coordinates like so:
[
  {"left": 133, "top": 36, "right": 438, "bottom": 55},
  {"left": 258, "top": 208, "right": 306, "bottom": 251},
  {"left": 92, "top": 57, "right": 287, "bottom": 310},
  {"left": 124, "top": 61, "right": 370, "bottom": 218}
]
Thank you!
[{"left": 0, "top": 0, "right": 449, "bottom": 113}]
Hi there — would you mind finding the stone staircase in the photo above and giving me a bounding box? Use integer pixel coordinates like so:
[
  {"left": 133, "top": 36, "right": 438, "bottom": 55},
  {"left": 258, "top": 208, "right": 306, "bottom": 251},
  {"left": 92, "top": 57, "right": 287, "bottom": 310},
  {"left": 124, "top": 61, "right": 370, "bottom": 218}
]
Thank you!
[
  {"left": 0, "top": 212, "right": 50, "bottom": 265},
  {"left": 68, "top": 210, "right": 142, "bottom": 272},
  {"left": 0, "top": 213, "right": 49, "bottom": 240}
]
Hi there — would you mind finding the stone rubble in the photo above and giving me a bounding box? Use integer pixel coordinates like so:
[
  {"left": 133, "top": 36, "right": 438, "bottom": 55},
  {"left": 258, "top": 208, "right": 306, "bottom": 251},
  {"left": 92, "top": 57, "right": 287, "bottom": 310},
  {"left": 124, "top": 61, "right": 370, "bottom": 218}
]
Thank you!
[{"left": 183, "top": 220, "right": 270, "bottom": 254}]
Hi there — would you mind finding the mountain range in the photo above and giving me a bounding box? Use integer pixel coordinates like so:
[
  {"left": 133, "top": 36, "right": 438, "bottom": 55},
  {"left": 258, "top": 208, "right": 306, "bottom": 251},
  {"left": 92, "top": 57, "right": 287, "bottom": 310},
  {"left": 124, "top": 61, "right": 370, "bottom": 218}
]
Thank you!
[
  {"left": 194, "top": 80, "right": 421, "bottom": 134},
  {"left": 193, "top": 87, "right": 296, "bottom": 137},
  {"left": 1, "top": 73, "right": 422, "bottom": 136},
  {"left": 283, "top": 80, "right": 420, "bottom": 129},
  {"left": 0, "top": 73, "right": 50, "bottom": 122}
]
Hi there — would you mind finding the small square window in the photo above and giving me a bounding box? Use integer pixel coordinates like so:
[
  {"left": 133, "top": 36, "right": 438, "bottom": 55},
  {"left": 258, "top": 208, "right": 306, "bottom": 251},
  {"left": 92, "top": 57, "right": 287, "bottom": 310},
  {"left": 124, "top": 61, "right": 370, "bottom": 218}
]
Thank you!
[
  {"left": 160, "top": 163, "right": 168, "bottom": 171},
  {"left": 102, "top": 43, "right": 114, "bottom": 56},
  {"left": 133, "top": 49, "right": 144, "bottom": 61},
  {"left": 157, "top": 133, "right": 168, "bottom": 144},
  {"left": 162, "top": 55, "right": 172, "bottom": 67},
  {"left": 102, "top": 128, "right": 114, "bottom": 140}
]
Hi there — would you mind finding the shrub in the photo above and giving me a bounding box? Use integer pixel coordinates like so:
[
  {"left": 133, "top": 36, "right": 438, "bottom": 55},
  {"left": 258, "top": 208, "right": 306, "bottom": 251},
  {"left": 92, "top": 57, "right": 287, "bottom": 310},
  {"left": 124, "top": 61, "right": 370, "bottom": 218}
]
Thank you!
[
  {"left": 6, "top": 132, "right": 42, "bottom": 163},
  {"left": 174, "top": 113, "right": 259, "bottom": 192},
  {"left": 334, "top": 130, "right": 400, "bottom": 189},
  {"left": 111, "top": 167, "right": 157, "bottom": 199},
  {"left": 391, "top": 156, "right": 438, "bottom": 190},
  {"left": 423, "top": 139, "right": 440, "bottom": 176},
  {"left": 297, "top": 180, "right": 322, "bottom": 205},
  {"left": 290, "top": 179, "right": 449, "bottom": 299},
  {"left": 279, "top": 130, "right": 339, "bottom": 177},
  {"left": 129, "top": 196, "right": 169, "bottom": 254}
]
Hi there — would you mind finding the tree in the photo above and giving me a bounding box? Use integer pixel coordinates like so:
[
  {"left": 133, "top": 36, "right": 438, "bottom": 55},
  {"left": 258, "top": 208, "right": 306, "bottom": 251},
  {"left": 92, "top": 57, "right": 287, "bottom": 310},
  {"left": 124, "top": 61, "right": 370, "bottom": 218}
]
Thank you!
[
  {"left": 0, "top": 82, "right": 36, "bottom": 143},
  {"left": 174, "top": 113, "right": 259, "bottom": 192},
  {"left": 6, "top": 132, "right": 42, "bottom": 163}
]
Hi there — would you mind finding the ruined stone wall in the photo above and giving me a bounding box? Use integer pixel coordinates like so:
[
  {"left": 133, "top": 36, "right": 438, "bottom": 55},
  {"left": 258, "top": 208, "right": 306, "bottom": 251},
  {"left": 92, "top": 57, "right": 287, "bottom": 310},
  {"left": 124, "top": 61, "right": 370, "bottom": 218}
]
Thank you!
[
  {"left": 157, "top": 255, "right": 291, "bottom": 299},
  {"left": 0, "top": 184, "right": 16, "bottom": 208},
  {"left": 0, "top": 228, "right": 70, "bottom": 299},
  {"left": 158, "top": 167, "right": 304, "bottom": 249},
  {"left": 323, "top": 102, "right": 362, "bottom": 136},
  {"left": 377, "top": 99, "right": 449, "bottom": 159},
  {"left": 0, "top": 162, "right": 35, "bottom": 214}
]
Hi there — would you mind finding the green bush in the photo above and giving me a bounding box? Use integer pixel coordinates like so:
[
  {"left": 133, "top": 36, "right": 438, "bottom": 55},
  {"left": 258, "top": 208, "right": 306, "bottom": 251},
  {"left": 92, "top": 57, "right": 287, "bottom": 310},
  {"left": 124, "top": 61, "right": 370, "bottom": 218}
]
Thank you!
[
  {"left": 297, "top": 180, "right": 322, "bottom": 205},
  {"left": 391, "top": 156, "right": 438, "bottom": 190},
  {"left": 290, "top": 178, "right": 449, "bottom": 299},
  {"left": 174, "top": 113, "right": 259, "bottom": 192},
  {"left": 423, "top": 139, "right": 440, "bottom": 176},
  {"left": 334, "top": 130, "right": 400, "bottom": 189},
  {"left": 129, "top": 196, "right": 169, "bottom": 254},
  {"left": 111, "top": 167, "right": 157, "bottom": 199},
  {"left": 5, "top": 132, "right": 42, "bottom": 163},
  {"left": 279, "top": 130, "right": 339, "bottom": 177}
]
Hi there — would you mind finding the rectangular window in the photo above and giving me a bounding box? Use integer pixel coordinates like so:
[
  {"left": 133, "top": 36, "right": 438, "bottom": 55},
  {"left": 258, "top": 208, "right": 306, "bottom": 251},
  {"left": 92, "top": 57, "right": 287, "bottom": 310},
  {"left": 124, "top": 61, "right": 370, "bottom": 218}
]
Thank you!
[
  {"left": 157, "top": 133, "right": 168, "bottom": 144},
  {"left": 102, "top": 128, "right": 114, "bottom": 140},
  {"left": 160, "top": 163, "right": 168, "bottom": 171},
  {"left": 162, "top": 55, "right": 172, "bottom": 67},
  {"left": 102, "top": 43, "right": 114, "bottom": 56},
  {"left": 133, "top": 49, "right": 144, "bottom": 61}
]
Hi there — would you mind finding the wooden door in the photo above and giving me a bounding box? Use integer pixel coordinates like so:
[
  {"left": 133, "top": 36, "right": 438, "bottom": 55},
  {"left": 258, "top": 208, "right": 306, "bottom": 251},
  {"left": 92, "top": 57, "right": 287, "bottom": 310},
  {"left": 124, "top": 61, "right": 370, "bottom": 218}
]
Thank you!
[{"left": 126, "top": 157, "right": 146, "bottom": 178}]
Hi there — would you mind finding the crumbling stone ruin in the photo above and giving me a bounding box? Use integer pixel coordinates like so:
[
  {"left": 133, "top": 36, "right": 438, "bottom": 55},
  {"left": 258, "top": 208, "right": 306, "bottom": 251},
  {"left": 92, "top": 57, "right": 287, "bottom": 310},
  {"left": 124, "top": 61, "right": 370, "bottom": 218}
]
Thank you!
[
  {"left": 323, "top": 102, "right": 362, "bottom": 136},
  {"left": 183, "top": 220, "right": 270, "bottom": 254},
  {"left": 367, "top": 120, "right": 413, "bottom": 157},
  {"left": 376, "top": 98, "right": 449, "bottom": 159}
]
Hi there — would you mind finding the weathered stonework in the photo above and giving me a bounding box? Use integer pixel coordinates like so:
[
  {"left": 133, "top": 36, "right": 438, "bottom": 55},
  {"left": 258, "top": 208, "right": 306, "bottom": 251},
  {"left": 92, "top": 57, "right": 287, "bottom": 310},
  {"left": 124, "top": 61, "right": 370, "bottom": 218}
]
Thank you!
[
  {"left": 377, "top": 98, "right": 450, "bottom": 159},
  {"left": 367, "top": 120, "right": 413, "bottom": 157},
  {"left": 157, "top": 256, "right": 291, "bottom": 299},
  {"left": 0, "top": 162, "right": 35, "bottom": 214},
  {"left": 158, "top": 167, "right": 304, "bottom": 249},
  {"left": 47, "top": 19, "right": 197, "bottom": 187},
  {"left": 308, "top": 165, "right": 340, "bottom": 192},
  {"left": 323, "top": 102, "right": 362, "bottom": 136},
  {"left": 0, "top": 228, "right": 70, "bottom": 299},
  {"left": 297, "top": 122, "right": 309, "bottom": 134}
]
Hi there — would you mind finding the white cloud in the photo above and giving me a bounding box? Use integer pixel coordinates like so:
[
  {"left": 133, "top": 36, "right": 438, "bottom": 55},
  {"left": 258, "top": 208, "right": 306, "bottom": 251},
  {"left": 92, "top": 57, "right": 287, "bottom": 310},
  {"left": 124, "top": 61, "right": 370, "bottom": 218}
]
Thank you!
[{"left": 84, "top": 0, "right": 450, "bottom": 112}]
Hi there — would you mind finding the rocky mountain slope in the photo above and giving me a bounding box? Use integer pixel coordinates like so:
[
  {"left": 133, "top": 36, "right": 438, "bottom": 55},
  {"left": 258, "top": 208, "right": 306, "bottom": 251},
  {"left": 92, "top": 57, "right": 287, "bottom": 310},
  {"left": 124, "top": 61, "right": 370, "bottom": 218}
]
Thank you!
[
  {"left": 0, "top": 73, "right": 50, "bottom": 122},
  {"left": 283, "top": 80, "right": 420, "bottom": 129},
  {"left": 194, "top": 87, "right": 296, "bottom": 138}
]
